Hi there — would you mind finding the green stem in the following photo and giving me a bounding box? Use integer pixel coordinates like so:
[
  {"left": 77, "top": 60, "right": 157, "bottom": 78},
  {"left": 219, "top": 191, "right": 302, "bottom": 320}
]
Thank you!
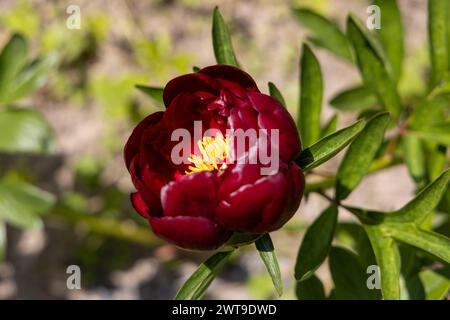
[{"left": 48, "top": 209, "right": 162, "bottom": 247}]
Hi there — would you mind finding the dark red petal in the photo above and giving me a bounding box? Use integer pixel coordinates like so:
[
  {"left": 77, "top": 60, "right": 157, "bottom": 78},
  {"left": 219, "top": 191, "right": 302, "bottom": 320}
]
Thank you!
[
  {"left": 124, "top": 111, "right": 164, "bottom": 170},
  {"left": 163, "top": 72, "right": 219, "bottom": 107},
  {"left": 161, "top": 171, "right": 218, "bottom": 219},
  {"left": 217, "top": 163, "right": 304, "bottom": 233},
  {"left": 246, "top": 91, "right": 301, "bottom": 162},
  {"left": 130, "top": 192, "right": 150, "bottom": 219},
  {"left": 129, "top": 158, "right": 163, "bottom": 216},
  {"left": 149, "top": 216, "right": 231, "bottom": 250},
  {"left": 199, "top": 65, "right": 259, "bottom": 91}
]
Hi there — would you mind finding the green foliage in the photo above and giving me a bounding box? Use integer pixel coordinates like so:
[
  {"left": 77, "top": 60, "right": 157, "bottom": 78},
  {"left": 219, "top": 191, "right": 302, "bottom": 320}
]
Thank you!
[
  {"left": 298, "top": 44, "right": 323, "bottom": 148},
  {"left": 175, "top": 250, "right": 234, "bottom": 300},
  {"left": 255, "top": 234, "right": 283, "bottom": 296},
  {"left": 212, "top": 7, "right": 239, "bottom": 67},
  {"left": 295, "top": 205, "right": 337, "bottom": 281}
]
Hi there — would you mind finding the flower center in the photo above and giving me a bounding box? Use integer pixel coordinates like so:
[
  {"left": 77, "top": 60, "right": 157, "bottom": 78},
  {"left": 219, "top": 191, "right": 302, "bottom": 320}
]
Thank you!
[{"left": 186, "top": 134, "right": 230, "bottom": 174}]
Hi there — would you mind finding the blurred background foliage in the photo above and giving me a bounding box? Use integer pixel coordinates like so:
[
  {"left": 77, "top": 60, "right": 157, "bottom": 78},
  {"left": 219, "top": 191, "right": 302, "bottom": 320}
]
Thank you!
[{"left": 0, "top": 0, "right": 447, "bottom": 299}]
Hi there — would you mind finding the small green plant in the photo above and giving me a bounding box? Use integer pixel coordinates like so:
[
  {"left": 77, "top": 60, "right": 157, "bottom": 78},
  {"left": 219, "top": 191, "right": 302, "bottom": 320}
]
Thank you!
[
  {"left": 132, "top": 2, "right": 449, "bottom": 300},
  {"left": 0, "top": 33, "right": 56, "bottom": 260}
]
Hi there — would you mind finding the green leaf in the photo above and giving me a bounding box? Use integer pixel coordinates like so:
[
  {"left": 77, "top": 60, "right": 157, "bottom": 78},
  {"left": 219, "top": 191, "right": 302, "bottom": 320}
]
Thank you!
[
  {"left": 402, "top": 135, "right": 426, "bottom": 186},
  {"left": 419, "top": 269, "right": 450, "bottom": 300},
  {"left": 291, "top": 7, "right": 353, "bottom": 61},
  {"left": 386, "top": 169, "right": 450, "bottom": 224},
  {"left": 0, "top": 33, "right": 27, "bottom": 101},
  {"left": 135, "top": 85, "right": 164, "bottom": 106},
  {"left": 0, "top": 179, "right": 55, "bottom": 229},
  {"left": 4, "top": 53, "right": 57, "bottom": 103},
  {"left": 296, "top": 118, "right": 366, "bottom": 171},
  {"left": 408, "top": 122, "right": 450, "bottom": 146},
  {"left": 386, "top": 223, "right": 450, "bottom": 264},
  {"left": 268, "top": 82, "right": 286, "bottom": 107},
  {"left": 295, "top": 275, "right": 326, "bottom": 300},
  {"left": 374, "top": 0, "right": 404, "bottom": 81},
  {"left": 193, "top": 66, "right": 201, "bottom": 72},
  {"left": 364, "top": 225, "right": 401, "bottom": 300},
  {"left": 329, "top": 246, "right": 381, "bottom": 300},
  {"left": 255, "top": 234, "right": 283, "bottom": 296},
  {"left": 298, "top": 43, "right": 323, "bottom": 148},
  {"left": 320, "top": 114, "right": 338, "bottom": 138},
  {"left": 175, "top": 250, "right": 234, "bottom": 300},
  {"left": 336, "top": 112, "right": 390, "bottom": 200},
  {"left": 329, "top": 85, "right": 378, "bottom": 112},
  {"left": 212, "top": 7, "right": 239, "bottom": 67},
  {"left": 406, "top": 268, "right": 450, "bottom": 300},
  {"left": 347, "top": 15, "right": 402, "bottom": 121},
  {"left": 295, "top": 205, "right": 338, "bottom": 282},
  {"left": 0, "top": 108, "right": 53, "bottom": 154},
  {"left": 428, "top": 0, "right": 448, "bottom": 86}
]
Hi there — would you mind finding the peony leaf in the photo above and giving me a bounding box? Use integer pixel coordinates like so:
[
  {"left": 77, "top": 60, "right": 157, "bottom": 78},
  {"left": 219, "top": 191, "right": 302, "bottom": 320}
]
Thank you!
[
  {"left": 320, "top": 114, "right": 338, "bottom": 138},
  {"left": 298, "top": 43, "right": 323, "bottom": 148},
  {"left": 347, "top": 15, "right": 402, "bottom": 120},
  {"left": 406, "top": 268, "right": 450, "bottom": 300},
  {"left": 296, "top": 118, "right": 366, "bottom": 171},
  {"left": 336, "top": 112, "right": 390, "bottom": 200},
  {"left": 408, "top": 122, "right": 450, "bottom": 146},
  {"left": 0, "top": 179, "right": 55, "bottom": 229},
  {"left": 329, "top": 246, "right": 381, "bottom": 300},
  {"left": 402, "top": 135, "right": 426, "bottom": 186},
  {"left": 268, "top": 82, "right": 286, "bottom": 107},
  {"left": 175, "top": 250, "right": 234, "bottom": 300},
  {"left": 0, "top": 33, "right": 27, "bottom": 102},
  {"left": 295, "top": 274, "right": 326, "bottom": 300},
  {"left": 374, "top": 0, "right": 404, "bottom": 82},
  {"left": 428, "top": 0, "right": 448, "bottom": 86},
  {"left": 135, "top": 85, "right": 164, "bottom": 106},
  {"left": 295, "top": 205, "right": 337, "bottom": 281},
  {"left": 364, "top": 225, "right": 401, "bottom": 300},
  {"left": 385, "top": 223, "right": 450, "bottom": 264},
  {"left": 329, "top": 85, "right": 378, "bottom": 112},
  {"left": 291, "top": 7, "right": 353, "bottom": 61},
  {"left": 255, "top": 234, "right": 283, "bottom": 296},
  {"left": 0, "top": 108, "right": 53, "bottom": 154},
  {"left": 212, "top": 7, "right": 239, "bottom": 67},
  {"left": 386, "top": 169, "right": 450, "bottom": 224}
]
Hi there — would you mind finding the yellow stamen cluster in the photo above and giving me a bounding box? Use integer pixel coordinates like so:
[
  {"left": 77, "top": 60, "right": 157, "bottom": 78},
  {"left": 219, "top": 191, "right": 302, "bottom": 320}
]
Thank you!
[{"left": 186, "top": 135, "right": 230, "bottom": 174}]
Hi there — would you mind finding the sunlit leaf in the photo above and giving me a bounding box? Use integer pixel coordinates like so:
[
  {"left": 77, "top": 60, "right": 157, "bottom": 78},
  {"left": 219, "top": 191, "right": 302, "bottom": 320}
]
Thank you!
[
  {"left": 386, "top": 223, "right": 450, "bottom": 264},
  {"left": 268, "top": 82, "right": 286, "bottom": 107},
  {"left": 255, "top": 234, "right": 283, "bottom": 296},
  {"left": 329, "top": 85, "right": 378, "bottom": 112},
  {"left": 336, "top": 112, "right": 390, "bottom": 200},
  {"left": 296, "top": 119, "right": 366, "bottom": 171},
  {"left": 212, "top": 7, "right": 239, "bottom": 66},
  {"left": 428, "top": 0, "right": 448, "bottom": 86},
  {"left": 374, "top": 0, "right": 404, "bottom": 82},
  {"left": 402, "top": 135, "right": 426, "bottom": 186},
  {"left": 386, "top": 169, "right": 450, "bottom": 224},
  {"left": 0, "top": 33, "right": 27, "bottom": 101},
  {"left": 298, "top": 43, "right": 323, "bottom": 148},
  {"left": 0, "top": 179, "right": 55, "bottom": 229},
  {"left": 291, "top": 7, "right": 353, "bottom": 61},
  {"left": 0, "top": 108, "right": 53, "bottom": 154},
  {"left": 295, "top": 205, "right": 337, "bottom": 281},
  {"left": 347, "top": 15, "right": 402, "bottom": 120},
  {"left": 408, "top": 123, "right": 450, "bottom": 146},
  {"left": 135, "top": 85, "right": 164, "bottom": 106},
  {"left": 320, "top": 114, "right": 338, "bottom": 138},
  {"left": 364, "top": 225, "right": 401, "bottom": 300},
  {"left": 175, "top": 250, "right": 234, "bottom": 300}
]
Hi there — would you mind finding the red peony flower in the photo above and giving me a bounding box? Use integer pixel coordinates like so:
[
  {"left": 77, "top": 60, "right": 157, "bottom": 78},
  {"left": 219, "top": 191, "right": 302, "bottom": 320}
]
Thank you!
[{"left": 124, "top": 65, "right": 304, "bottom": 250}]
